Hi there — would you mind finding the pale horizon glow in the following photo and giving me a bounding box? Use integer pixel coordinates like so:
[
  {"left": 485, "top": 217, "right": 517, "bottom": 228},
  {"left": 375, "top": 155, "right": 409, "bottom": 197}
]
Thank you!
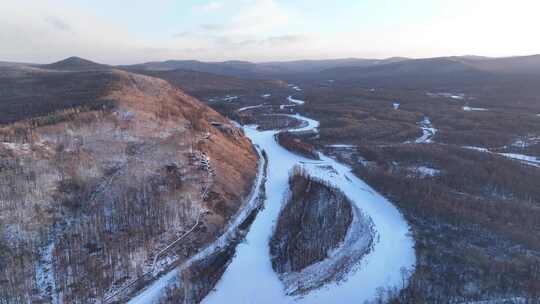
[{"left": 1, "top": 0, "right": 540, "bottom": 65}]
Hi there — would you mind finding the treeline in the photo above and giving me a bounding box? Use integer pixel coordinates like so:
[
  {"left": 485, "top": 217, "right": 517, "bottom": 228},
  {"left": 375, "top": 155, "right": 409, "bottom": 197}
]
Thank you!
[{"left": 276, "top": 132, "right": 319, "bottom": 160}]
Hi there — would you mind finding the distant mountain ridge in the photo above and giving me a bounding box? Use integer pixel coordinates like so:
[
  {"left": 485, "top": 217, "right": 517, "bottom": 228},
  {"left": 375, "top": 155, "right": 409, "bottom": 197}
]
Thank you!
[
  {"left": 119, "top": 57, "right": 412, "bottom": 77},
  {"left": 6, "top": 54, "right": 540, "bottom": 82},
  {"left": 38, "top": 56, "right": 111, "bottom": 71},
  {"left": 315, "top": 54, "right": 540, "bottom": 87}
]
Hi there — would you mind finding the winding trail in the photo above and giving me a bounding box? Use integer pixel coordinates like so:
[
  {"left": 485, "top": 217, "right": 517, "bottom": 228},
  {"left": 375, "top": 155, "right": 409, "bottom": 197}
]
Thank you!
[{"left": 203, "top": 97, "right": 415, "bottom": 303}]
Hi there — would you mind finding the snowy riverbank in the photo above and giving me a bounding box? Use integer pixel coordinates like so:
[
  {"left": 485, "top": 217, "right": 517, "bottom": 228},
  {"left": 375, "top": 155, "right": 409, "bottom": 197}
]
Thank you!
[
  {"left": 127, "top": 93, "right": 416, "bottom": 304},
  {"left": 203, "top": 100, "right": 415, "bottom": 303}
]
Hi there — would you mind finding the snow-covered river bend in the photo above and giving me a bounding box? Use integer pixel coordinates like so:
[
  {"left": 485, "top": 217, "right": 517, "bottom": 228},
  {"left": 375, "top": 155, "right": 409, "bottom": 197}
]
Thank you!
[
  {"left": 203, "top": 99, "right": 416, "bottom": 303},
  {"left": 128, "top": 95, "right": 416, "bottom": 304}
]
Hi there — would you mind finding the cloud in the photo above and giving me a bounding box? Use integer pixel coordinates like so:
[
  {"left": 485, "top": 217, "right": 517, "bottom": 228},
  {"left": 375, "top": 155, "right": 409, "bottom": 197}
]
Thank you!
[
  {"left": 193, "top": 1, "right": 223, "bottom": 12},
  {"left": 260, "top": 35, "right": 308, "bottom": 46},
  {"left": 44, "top": 16, "right": 71, "bottom": 31},
  {"left": 200, "top": 23, "right": 225, "bottom": 31},
  {"left": 195, "top": 0, "right": 291, "bottom": 36}
]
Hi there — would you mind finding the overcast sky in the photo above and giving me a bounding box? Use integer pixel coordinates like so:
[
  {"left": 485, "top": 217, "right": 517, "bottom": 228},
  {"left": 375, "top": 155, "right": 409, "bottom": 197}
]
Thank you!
[{"left": 2, "top": 0, "right": 540, "bottom": 64}]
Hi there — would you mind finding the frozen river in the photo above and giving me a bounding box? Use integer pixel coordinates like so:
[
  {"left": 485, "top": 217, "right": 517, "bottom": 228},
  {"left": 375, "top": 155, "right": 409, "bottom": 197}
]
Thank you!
[{"left": 129, "top": 95, "right": 416, "bottom": 304}]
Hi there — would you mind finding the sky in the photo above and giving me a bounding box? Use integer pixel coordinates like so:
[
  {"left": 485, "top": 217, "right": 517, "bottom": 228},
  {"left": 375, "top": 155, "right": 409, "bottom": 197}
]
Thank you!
[{"left": 2, "top": 0, "right": 540, "bottom": 64}]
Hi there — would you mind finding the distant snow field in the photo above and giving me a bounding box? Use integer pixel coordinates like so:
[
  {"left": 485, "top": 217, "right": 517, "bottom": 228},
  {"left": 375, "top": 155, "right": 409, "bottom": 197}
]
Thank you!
[
  {"left": 463, "top": 146, "right": 540, "bottom": 167},
  {"left": 426, "top": 92, "right": 466, "bottom": 100},
  {"left": 407, "top": 166, "right": 440, "bottom": 178},
  {"left": 237, "top": 104, "right": 264, "bottom": 112},
  {"left": 288, "top": 84, "right": 302, "bottom": 91},
  {"left": 463, "top": 106, "right": 488, "bottom": 111},
  {"left": 208, "top": 95, "right": 239, "bottom": 102},
  {"left": 512, "top": 136, "right": 540, "bottom": 148}
]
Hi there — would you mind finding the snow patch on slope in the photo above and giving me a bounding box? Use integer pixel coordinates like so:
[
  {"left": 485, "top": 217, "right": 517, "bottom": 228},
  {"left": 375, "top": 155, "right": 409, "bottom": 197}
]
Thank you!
[{"left": 415, "top": 116, "right": 437, "bottom": 143}]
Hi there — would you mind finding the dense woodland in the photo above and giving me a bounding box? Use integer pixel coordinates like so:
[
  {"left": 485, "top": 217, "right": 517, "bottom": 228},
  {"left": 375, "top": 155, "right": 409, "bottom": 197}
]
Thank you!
[
  {"left": 271, "top": 168, "right": 352, "bottom": 274},
  {"left": 305, "top": 82, "right": 540, "bottom": 302}
]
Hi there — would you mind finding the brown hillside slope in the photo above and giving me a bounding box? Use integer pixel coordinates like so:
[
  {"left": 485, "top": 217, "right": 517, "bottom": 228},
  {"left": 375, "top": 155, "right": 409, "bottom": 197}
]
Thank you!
[{"left": 0, "top": 68, "right": 257, "bottom": 303}]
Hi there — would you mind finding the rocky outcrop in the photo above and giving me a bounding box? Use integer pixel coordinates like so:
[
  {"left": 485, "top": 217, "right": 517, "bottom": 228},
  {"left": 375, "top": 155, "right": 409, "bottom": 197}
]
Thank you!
[{"left": 270, "top": 167, "right": 375, "bottom": 295}]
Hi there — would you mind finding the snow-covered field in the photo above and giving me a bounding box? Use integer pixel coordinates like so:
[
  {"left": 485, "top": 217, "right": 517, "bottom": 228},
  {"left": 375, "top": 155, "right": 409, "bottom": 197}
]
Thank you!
[
  {"left": 203, "top": 99, "right": 415, "bottom": 304},
  {"left": 407, "top": 166, "right": 440, "bottom": 178},
  {"left": 237, "top": 104, "right": 264, "bottom": 112},
  {"left": 499, "top": 153, "right": 540, "bottom": 167},
  {"left": 208, "top": 95, "right": 239, "bottom": 103},
  {"left": 426, "top": 92, "right": 466, "bottom": 100},
  {"left": 463, "top": 106, "right": 488, "bottom": 111},
  {"left": 288, "top": 84, "right": 302, "bottom": 91},
  {"left": 463, "top": 146, "right": 540, "bottom": 168}
]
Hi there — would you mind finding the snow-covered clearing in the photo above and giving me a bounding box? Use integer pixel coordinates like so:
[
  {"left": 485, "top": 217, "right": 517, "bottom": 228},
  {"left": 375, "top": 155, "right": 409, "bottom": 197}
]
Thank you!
[
  {"left": 207, "top": 95, "right": 239, "bottom": 103},
  {"left": 463, "top": 146, "right": 490, "bottom": 153},
  {"left": 288, "top": 84, "right": 302, "bottom": 91},
  {"left": 393, "top": 102, "right": 400, "bottom": 110},
  {"left": 407, "top": 166, "right": 440, "bottom": 178},
  {"left": 499, "top": 153, "right": 540, "bottom": 167},
  {"left": 415, "top": 116, "right": 437, "bottom": 143},
  {"left": 1, "top": 142, "right": 31, "bottom": 153},
  {"left": 427, "top": 92, "right": 466, "bottom": 100},
  {"left": 463, "top": 146, "right": 540, "bottom": 168},
  {"left": 511, "top": 136, "right": 540, "bottom": 148},
  {"left": 222, "top": 95, "right": 239, "bottom": 102},
  {"left": 261, "top": 94, "right": 271, "bottom": 98},
  {"left": 463, "top": 106, "right": 488, "bottom": 111},
  {"left": 237, "top": 104, "right": 264, "bottom": 112},
  {"left": 202, "top": 100, "right": 415, "bottom": 304}
]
